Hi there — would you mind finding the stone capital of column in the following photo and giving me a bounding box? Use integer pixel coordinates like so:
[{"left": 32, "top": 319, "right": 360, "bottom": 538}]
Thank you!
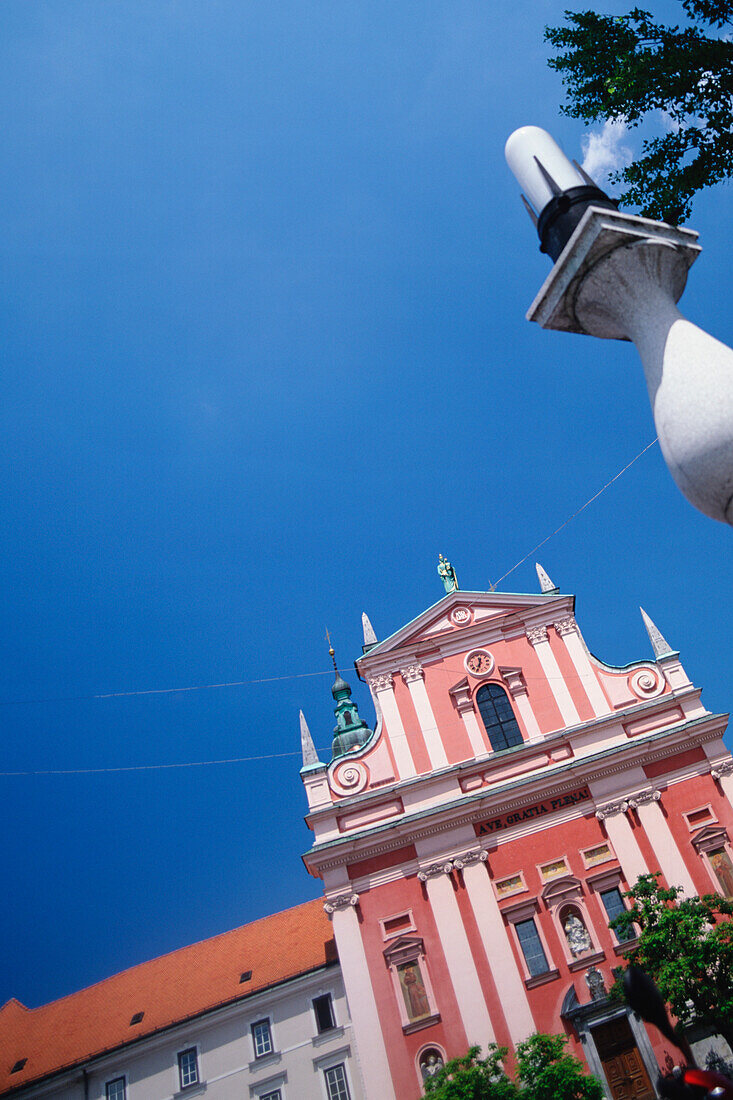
[
  {"left": 553, "top": 616, "right": 578, "bottom": 637},
  {"left": 323, "top": 892, "right": 360, "bottom": 915},
  {"left": 417, "top": 861, "right": 454, "bottom": 882},
  {"left": 525, "top": 625, "right": 549, "bottom": 647},
  {"left": 712, "top": 759, "right": 733, "bottom": 780},
  {"left": 452, "top": 849, "right": 489, "bottom": 871},
  {"left": 595, "top": 798, "right": 630, "bottom": 821},
  {"left": 367, "top": 672, "right": 393, "bottom": 693},
  {"left": 627, "top": 789, "right": 661, "bottom": 809},
  {"left": 400, "top": 663, "right": 425, "bottom": 684}
]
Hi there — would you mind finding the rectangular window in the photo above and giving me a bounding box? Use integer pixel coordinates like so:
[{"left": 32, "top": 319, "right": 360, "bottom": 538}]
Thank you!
[
  {"left": 600, "top": 887, "right": 635, "bottom": 941},
  {"left": 313, "top": 992, "right": 336, "bottom": 1032},
  {"left": 252, "top": 1018, "right": 273, "bottom": 1058},
  {"left": 324, "top": 1063, "right": 351, "bottom": 1100},
  {"left": 515, "top": 918, "right": 550, "bottom": 977},
  {"left": 106, "top": 1080, "right": 126, "bottom": 1100},
  {"left": 178, "top": 1048, "right": 199, "bottom": 1089},
  {"left": 260, "top": 1092, "right": 282, "bottom": 1100}
]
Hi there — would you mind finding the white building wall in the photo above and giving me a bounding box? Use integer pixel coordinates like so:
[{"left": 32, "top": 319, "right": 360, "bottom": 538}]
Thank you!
[{"left": 8, "top": 969, "right": 363, "bottom": 1100}]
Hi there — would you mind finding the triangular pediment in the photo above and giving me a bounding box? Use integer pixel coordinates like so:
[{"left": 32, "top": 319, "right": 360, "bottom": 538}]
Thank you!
[{"left": 357, "top": 589, "right": 568, "bottom": 662}]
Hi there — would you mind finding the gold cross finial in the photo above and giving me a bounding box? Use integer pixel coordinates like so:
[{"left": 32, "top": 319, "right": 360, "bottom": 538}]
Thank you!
[{"left": 325, "top": 627, "right": 337, "bottom": 670}]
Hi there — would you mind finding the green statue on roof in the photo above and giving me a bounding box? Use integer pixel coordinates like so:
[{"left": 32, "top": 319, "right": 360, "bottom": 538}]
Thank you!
[{"left": 438, "top": 554, "right": 459, "bottom": 595}]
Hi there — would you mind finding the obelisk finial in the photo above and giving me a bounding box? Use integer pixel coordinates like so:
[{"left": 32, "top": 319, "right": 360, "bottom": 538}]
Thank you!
[
  {"left": 536, "top": 563, "right": 559, "bottom": 594},
  {"left": 362, "top": 612, "right": 378, "bottom": 650},
  {"left": 299, "top": 710, "right": 321, "bottom": 769},
  {"left": 640, "top": 607, "right": 675, "bottom": 658}
]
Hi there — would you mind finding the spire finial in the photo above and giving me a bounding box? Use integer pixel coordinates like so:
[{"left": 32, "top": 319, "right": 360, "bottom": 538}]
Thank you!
[
  {"left": 325, "top": 627, "right": 338, "bottom": 673},
  {"left": 362, "top": 612, "right": 378, "bottom": 650},
  {"left": 640, "top": 607, "right": 675, "bottom": 658},
  {"left": 299, "top": 710, "right": 321, "bottom": 769},
  {"left": 536, "top": 562, "right": 559, "bottom": 594},
  {"left": 437, "top": 554, "right": 459, "bottom": 595}
]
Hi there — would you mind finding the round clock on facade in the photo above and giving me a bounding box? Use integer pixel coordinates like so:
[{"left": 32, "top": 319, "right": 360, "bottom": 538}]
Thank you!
[{"left": 464, "top": 649, "right": 494, "bottom": 677}]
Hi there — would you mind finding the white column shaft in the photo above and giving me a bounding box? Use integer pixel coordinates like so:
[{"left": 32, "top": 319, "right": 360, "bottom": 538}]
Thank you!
[
  {"left": 405, "top": 676, "right": 449, "bottom": 769},
  {"left": 376, "top": 687, "right": 416, "bottom": 779},
  {"left": 513, "top": 692, "right": 542, "bottom": 742},
  {"left": 462, "top": 862, "right": 535, "bottom": 1043},
  {"left": 635, "top": 800, "right": 697, "bottom": 898},
  {"left": 331, "top": 906, "right": 396, "bottom": 1100},
  {"left": 559, "top": 630, "right": 610, "bottom": 717},
  {"left": 532, "top": 638, "right": 580, "bottom": 727},
  {"left": 424, "top": 874, "right": 496, "bottom": 1048},
  {"left": 460, "top": 708, "right": 489, "bottom": 757},
  {"left": 601, "top": 812, "right": 649, "bottom": 887}
]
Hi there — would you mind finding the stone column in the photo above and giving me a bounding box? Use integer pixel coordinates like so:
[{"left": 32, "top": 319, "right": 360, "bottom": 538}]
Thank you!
[
  {"left": 553, "top": 616, "right": 610, "bottom": 718},
  {"left": 326, "top": 893, "right": 397, "bottom": 1100},
  {"left": 401, "top": 664, "right": 449, "bottom": 769},
  {"left": 418, "top": 861, "right": 496, "bottom": 1049},
  {"left": 526, "top": 625, "right": 580, "bottom": 728},
  {"left": 629, "top": 790, "right": 697, "bottom": 897},
  {"left": 456, "top": 851, "right": 536, "bottom": 1044},
  {"left": 595, "top": 800, "right": 649, "bottom": 886},
  {"left": 368, "top": 673, "right": 416, "bottom": 779}
]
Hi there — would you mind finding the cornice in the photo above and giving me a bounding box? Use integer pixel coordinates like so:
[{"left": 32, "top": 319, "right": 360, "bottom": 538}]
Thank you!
[
  {"left": 304, "top": 713, "right": 726, "bottom": 872},
  {"left": 305, "top": 688, "right": 717, "bottom": 824},
  {"left": 357, "top": 597, "right": 576, "bottom": 676}
]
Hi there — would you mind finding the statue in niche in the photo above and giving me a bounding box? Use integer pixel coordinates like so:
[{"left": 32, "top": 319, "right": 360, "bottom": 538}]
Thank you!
[
  {"left": 438, "top": 554, "right": 459, "bottom": 594},
  {"left": 585, "top": 966, "right": 606, "bottom": 1001},
  {"left": 420, "top": 1050, "right": 445, "bottom": 1081},
  {"left": 564, "top": 912, "right": 592, "bottom": 957}
]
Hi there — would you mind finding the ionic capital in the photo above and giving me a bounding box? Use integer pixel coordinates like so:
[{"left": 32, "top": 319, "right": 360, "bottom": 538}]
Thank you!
[
  {"left": 323, "top": 892, "right": 359, "bottom": 915},
  {"left": 452, "top": 849, "right": 489, "bottom": 871},
  {"left": 712, "top": 759, "right": 733, "bottom": 780},
  {"left": 595, "top": 799, "right": 629, "bottom": 821},
  {"left": 417, "top": 861, "right": 454, "bottom": 882},
  {"left": 627, "top": 789, "right": 661, "bottom": 809}
]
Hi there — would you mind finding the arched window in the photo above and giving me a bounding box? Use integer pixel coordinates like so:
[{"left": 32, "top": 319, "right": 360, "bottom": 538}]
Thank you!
[{"left": 476, "top": 684, "right": 523, "bottom": 751}]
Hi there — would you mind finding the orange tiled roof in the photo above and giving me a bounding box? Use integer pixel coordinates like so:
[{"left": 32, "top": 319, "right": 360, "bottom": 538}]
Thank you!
[{"left": 0, "top": 898, "right": 335, "bottom": 1095}]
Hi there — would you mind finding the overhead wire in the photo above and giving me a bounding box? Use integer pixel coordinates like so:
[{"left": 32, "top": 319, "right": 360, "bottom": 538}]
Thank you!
[
  {"left": 1, "top": 437, "right": 659, "bottom": 777},
  {"left": 488, "top": 437, "right": 658, "bottom": 591}
]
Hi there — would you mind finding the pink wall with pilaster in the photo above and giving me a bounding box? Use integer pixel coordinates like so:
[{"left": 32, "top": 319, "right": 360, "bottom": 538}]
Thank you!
[
  {"left": 547, "top": 632, "right": 595, "bottom": 724},
  {"left": 357, "top": 875, "right": 469, "bottom": 1100},
  {"left": 392, "top": 675, "right": 433, "bottom": 773}
]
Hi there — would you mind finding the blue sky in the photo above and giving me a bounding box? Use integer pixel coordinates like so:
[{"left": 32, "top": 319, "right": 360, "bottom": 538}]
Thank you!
[{"left": 1, "top": 0, "right": 731, "bottom": 1008}]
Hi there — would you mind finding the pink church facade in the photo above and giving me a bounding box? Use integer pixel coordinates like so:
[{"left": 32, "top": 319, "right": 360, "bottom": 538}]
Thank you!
[{"left": 300, "top": 568, "right": 733, "bottom": 1100}]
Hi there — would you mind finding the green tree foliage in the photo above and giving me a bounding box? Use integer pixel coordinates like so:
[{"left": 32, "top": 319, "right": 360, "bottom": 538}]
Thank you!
[
  {"left": 422, "top": 1037, "right": 602, "bottom": 1100},
  {"left": 610, "top": 873, "right": 733, "bottom": 1044},
  {"left": 422, "top": 1045, "right": 519, "bottom": 1100},
  {"left": 545, "top": 1, "right": 733, "bottom": 222},
  {"left": 515, "top": 1034, "right": 604, "bottom": 1100}
]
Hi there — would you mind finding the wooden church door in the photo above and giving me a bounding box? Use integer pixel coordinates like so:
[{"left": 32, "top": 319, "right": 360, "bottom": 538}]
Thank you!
[{"left": 591, "top": 1016, "right": 656, "bottom": 1100}]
